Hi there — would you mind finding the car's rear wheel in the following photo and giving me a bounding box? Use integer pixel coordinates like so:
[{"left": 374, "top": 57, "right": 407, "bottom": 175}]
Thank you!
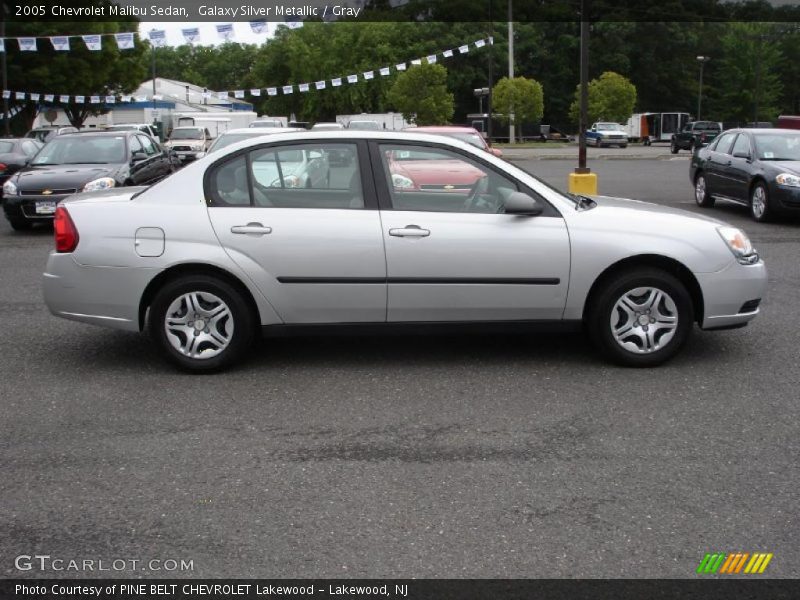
[
  {"left": 7, "top": 216, "right": 33, "bottom": 231},
  {"left": 750, "top": 181, "right": 774, "bottom": 222},
  {"left": 588, "top": 268, "right": 693, "bottom": 367},
  {"left": 694, "top": 173, "right": 715, "bottom": 207},
  {"left": 149, "top": 274, "right": 255, "bottom": 372},
  {"left": 670, "top": 140, "right": 679, "bottom": 154}
]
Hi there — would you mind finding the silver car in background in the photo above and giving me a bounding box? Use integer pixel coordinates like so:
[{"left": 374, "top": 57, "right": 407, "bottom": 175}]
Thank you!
[{"left": 43, "top": 131, "right": 766, "bottom": 372}]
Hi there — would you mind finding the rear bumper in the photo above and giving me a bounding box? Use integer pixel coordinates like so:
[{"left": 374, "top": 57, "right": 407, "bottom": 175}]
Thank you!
[
  {"left": 695, "top": 259, "right": 767, "bottom": 330},
  {"left": 43, "top": 252, "right": 159, "bottom": 332}
]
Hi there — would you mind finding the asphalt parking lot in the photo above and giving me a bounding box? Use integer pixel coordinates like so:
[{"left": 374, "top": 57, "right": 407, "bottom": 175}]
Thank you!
[{"left": 2, "top": 156, "right": 798, "bottom": 579}]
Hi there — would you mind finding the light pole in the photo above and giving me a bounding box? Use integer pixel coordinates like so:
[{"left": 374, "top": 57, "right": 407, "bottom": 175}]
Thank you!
[
  {"left": 1, "top": 6, "right": 9, "bottom": 136},
  {"left": 568, "top": 0, "right": 596, "bottom": 195},
  {"left": 696, "top": 56, "right": 710, "bottom": 121},
  {"left": 508, "top": 0, "right": 514, "bottom": 144}
]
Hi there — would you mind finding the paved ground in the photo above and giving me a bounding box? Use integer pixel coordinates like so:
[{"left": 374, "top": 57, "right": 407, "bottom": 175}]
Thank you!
[{"left": 1, "top": 160, "right": 798, "bottom": 579}]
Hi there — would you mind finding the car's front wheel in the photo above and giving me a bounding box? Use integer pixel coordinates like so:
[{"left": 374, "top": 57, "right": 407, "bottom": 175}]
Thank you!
[
  {"left": 750, "top": 181, "right": 775, "bottom": 223},
  {"left": 149, "top": 274, "right": 255, "bottom": 372},
  {"left": 587, "top": 268, "right": 693, "bottom": 367},
  {"left": 670, "top": 139, "right": 679, "bottom": 154},
  {"left": 694, "top": 173, "right": 715, "bottom": 207}
]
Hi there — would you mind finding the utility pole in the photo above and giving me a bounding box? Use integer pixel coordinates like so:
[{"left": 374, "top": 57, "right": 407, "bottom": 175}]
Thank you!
[
  {"left": 508, "top": 0, "right": 514, "bottom": 144},
  {"left": 487, "top": 5, "right": 494, "bottom": 145},
  {"left": 696, "top": 56, "right": 710, "bottom": 121},
  {"left": 568, "top": 0, "right": 597, "bottom": 195},
  {"left": 1, "top": 11, "right": 9, "bottom": 136}
]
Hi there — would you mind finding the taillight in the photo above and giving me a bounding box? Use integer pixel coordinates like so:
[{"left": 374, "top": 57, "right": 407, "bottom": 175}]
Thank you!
[
  {"left": 54, "top": 206, "right": 79, "bottom": 253},
  {"left": 0, "top": 163, "right": 6, "bottom": 173}
]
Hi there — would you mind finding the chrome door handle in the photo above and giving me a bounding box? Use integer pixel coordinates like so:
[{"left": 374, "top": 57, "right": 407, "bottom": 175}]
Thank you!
[
  {"left": 389, "top": 225, "right": 430, "bottom": 238},
  {"left": 231, "top": 223, "right": 272, "bottom": 235}
]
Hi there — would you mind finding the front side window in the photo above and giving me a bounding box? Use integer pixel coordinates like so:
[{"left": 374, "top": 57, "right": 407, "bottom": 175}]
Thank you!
[
  {"left": 713, "top": 132, "right": 737, "bottom": 155},
  {"left": 138, "top": 135, "right": 158, "bottom": 156},
  {"left": 379, "top": 144, "right": 518, "bottom": 214},
  {"left": 730, "top": 134, "right": 751, "bottom": 157}
]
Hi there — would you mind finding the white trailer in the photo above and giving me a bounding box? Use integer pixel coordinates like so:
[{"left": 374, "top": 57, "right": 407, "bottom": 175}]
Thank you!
[
  {"left": 171, "top": 111, "right": 257, "bottom": 136},
  {"left": 337, "top": 112, "right": 412, "bottom": 130},
  {"left": 626, "top": 112, "right": 691, "bottom": 144}
]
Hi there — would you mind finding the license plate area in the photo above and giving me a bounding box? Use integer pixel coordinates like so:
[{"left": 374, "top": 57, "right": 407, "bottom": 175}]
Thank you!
[{"left": 35, "top": 201, "right": 57, "bottom": 214}]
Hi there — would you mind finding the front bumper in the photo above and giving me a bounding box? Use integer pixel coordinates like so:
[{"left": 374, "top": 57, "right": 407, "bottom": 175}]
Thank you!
[
  {"left": 771, "top": 183, "right": 800, "bottom": 212},
  {"left": 695, "top": 259, "right": 768, "bottom": 330},
  {"left": 3, "top": 193, "right": 73, "bottom": 221},
  {"left": 43, "top": 252, "right": 160, "bottom": 332}
]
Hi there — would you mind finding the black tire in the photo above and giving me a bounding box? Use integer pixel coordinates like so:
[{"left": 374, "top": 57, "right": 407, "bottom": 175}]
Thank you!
[
  {"left": 670, "top": 139, "right": 679, "bottom": 154},
  {"left": 148, "top": 274, "right": 255, "bottom": 372},
  {"left": 620, "top": 144, "right": 628, "bottom": 149},
  {"left": 694, "top": 172, "right": 715, "bottom": 208},
  {"left": 587, "top": 268, "right": 694, "bottom": 367},
  {"left": 749, "top": 181, "right": 775, "bottom": 223},
  {"left": 7, "top": 216, "right": 33, "bottom": 231}
]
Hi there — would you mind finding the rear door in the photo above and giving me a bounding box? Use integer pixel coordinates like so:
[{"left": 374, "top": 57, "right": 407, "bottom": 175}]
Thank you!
[
  {"left": 705, "top": 131, "right": 737, "bottom": 193},
  {"left": 725, "top": 133, "right": 755, "bottom": 201},
  {"left": 206, "top": 140, "right": 387, "bottom": 324},
  {"left": 371, "top": 141, "right": 570, "bottom": 323}
]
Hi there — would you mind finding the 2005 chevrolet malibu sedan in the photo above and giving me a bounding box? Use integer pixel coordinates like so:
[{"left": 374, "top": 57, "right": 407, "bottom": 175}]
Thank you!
[{"left": 43, "top": 131, "right": 767, "bottom": 372}]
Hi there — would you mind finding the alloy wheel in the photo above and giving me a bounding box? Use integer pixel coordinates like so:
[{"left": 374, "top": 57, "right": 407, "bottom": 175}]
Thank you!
[
  {"left": 751, "top": 185, "right": 767, "bottom": 220},
  {"left": 610, "top": 286, "right": 678, "bottom": 354},
  {"left": 695, "top": 176, "right": 706, "bottom": 205}
]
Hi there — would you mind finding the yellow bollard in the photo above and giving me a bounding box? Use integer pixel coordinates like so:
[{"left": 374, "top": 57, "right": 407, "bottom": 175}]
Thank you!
[{"left": 568, "top": 171, "right": 598, "bottom": 195}]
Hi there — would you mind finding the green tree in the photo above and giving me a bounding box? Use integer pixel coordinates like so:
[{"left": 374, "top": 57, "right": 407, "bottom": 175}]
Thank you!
[
  {"left": 491, "top": 76, "right": 544, "bottom": 126},
  {"left": 387, "top": 63, "right": 454, "bottom": 125},
  {"left": 5, "top": 16, "right": 147, "bottom": 130},
  {"left": 570, "top": 71, "right": 637, "bottom": 124}
]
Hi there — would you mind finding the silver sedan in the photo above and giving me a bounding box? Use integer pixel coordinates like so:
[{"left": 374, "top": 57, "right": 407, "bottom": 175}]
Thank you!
[{"left": 43, "top": 131, "right": 767, "bottom": 372}]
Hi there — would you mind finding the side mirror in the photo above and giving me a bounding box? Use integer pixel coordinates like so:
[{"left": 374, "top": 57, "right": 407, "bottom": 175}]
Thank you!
[
  {"left": 733, "top": 151, "right": 751, "bottom": 160},
  {"left": 490, "top": 147, "right": 504, "bottom": 158},
  {"left": 131, "top": 151, "right": 148, "bottom": 163},
  {"left": 504, "top": 192, "right": 543, "bottom": 216}
]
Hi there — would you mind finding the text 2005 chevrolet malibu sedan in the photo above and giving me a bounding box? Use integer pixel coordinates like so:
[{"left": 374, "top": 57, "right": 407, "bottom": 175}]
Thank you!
[{"left": 43, "top": 131, "right": 766, "bottom": 372}]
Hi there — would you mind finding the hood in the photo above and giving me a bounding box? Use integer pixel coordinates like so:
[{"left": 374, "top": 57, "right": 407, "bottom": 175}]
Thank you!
[
  {"left": 392, "top": 159, "right": 484, "bottom": 184},
  {"left": 763, "top": 160, "right": 800, "bottom": 175},
  {"left": 165, "top": 139, "right": 204, "bottom": 147},
  {"left": 15, "top": 164, "right": 120, "bottom": 191},
  {"left": 592, "top": 195, "right": 726, "bottom": 225}
]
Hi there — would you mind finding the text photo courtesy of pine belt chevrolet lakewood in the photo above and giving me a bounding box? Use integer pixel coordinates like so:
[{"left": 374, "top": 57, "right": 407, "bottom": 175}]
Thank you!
[{"left": 42, "top": 131, "right": 766, "bottom": 372}]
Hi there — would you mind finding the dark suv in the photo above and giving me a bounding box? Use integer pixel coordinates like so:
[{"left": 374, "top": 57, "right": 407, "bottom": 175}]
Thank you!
[{"left": 671, "top": 121, "right": 722, "bottom": 153}]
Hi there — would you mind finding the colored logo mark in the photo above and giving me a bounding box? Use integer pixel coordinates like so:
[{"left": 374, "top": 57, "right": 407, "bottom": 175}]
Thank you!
[{"left": 697, "top": 552, "right": 773, "bottom": 574}]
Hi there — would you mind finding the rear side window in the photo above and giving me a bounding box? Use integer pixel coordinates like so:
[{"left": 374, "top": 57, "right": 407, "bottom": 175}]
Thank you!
[{"left": 208, "top": 155, "right": 251, "bottom": 206}]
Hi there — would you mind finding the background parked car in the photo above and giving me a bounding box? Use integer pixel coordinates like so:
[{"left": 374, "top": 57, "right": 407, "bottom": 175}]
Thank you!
[
  {"left": 671, "top": 121, "right": 722, "bottom": 153},
  {"left": 407, "top": 126, "right": 504, "bottom": 157},
  {"left": 690, "top": 128, "right": 800, "bottom": 222},
  {"left": 249, "top": 120, "right": 284, "bottom": 129},
  {"left": 2, "top": 131, "right": 174, "bottom": 230},
  {"left": 199, "top": 127, "right": 306, "bottom": 157},
  {"left": 585, "top": 122, "right": 628, "bottom": 148},
  {"left": 164, "top": 127, "right": 214, "bottom": 163},
  {"left": 25, "top": 125, "right": 78, "bottom": 144},
  {"left": 311, "top": 122, "right": 345, "bottom": 131},
  {"left": 0, "top": 138, "right": 43, "bottom": 198},
  {"left": 348, "top": 120, "right": 382, "bottom": 131},
  {"left": 105, "top": 123, "right": 161, "bottom": 141}
]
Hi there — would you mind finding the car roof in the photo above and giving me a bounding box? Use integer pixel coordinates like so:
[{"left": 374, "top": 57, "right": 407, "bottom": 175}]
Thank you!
[
  {"left": 410, "top": 126, "right": 481, "bottom": 133},
  {"left": 724, "top": 128, "right": 796, "bottom": 134},
  {"left": 220, "top": 127, "right": 305, "bottom": 135},
  {"left": 60, "top": 130, "right": 135, "bottom": 138}
]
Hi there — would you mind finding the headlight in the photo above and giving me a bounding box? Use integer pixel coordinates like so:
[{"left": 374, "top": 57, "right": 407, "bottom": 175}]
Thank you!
[
  {"left": 717, "top": 226, "right": 758, "bottom": 265},
  {"left": 775, "top": 173, "right": 800, "bottom": 187},
  {"left": 3, "top": 179, "right": 17, "bottom": 196},
  {"left": 392, "top": 173, "right": 414, "bottom": 189},
  {"left": 82, "top": 177, "right": 116, "bottom": 192}
]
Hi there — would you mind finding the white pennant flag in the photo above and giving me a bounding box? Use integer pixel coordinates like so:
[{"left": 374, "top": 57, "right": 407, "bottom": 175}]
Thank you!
[
  {"left": 332, "top": 78, "right": 342, "bottom": 87},
  {"left": 250, "top": 21, "right": 268, "bottom": 34},
  {"left": 90, "top": 96, "right": 101, "bottom": 104},
  {"left": 395, "top": 63, "right": 406, "bottom": 71},
  {"left": 135, "top": 96, "right": 148, "bottom": 103},
  {"left": 347, "top": 74, "right": 358, "bottom": 84},
  {"left": 489, "top": 36, "right": 494, "bottom": 45},
  {"left": 50, "top": 36, "right": 70, "bottom": 51},
  {"left": 315, "top": 80, "right": 326, "bottom": 90},
  {"left": 105, "top": 95, "right": 116, "bottom": 104},
  {"left": 182, "top": 28, "right": 200, "bottom": 45},
  {"left": 299, "top": 83, "right": 310, "bottom": 93},
  {"left": 458, "top": 44, "right": 469, "bottom": 54},
  {"left": 426, "top": 55, "right": 437, "bottom": 64},
  {"left": 148, "top": 30, "right": 167, "bottom": 47},
  {"left": 363, "top": 71, "right": 374, "bottom": 80},
  {"left": 234, "top": 90, "right": 245, "bottom": 99},
  {"left": 120, "top": 95, "right": 132, "bottom": 102},
  {"left": 15, "top": 92, "right": 25, "bottom": 100},
  {"left": 250, "top": 89, "right": 261, "bottom": 97},
  {"left": 216, "top": 24, "right": 235, "bottom": 41},
  {"left": 2, "top": 91, "right": 11, "bottom": 99},
  {"left": 44, "top": 94, "right": 55, "bottom": 103},
  {"left": 443, "top": 49, "right": 453, "bottom": 58},
  {"left": 30, "top": 93, "right": 40, "bottom": 102},
  {"left": 59, "top": 95, "right": 70, "bottom": 103},
  {"left": 115, "top": 32, "right": 135, "bottom": 50},
  {"left": 282, "top": 85, "right": 293, "bottom": 94},
  {"left": 0, "top": 39, "right": 5, "bottom": 53},
  {"left": 18, "top": 38, "right": 37, "bottom": 52},
  {"left": 267, "top": 87, "right": 277, "bottom": 96},
  {"left": 217, "top": 91, "right": 229, "bottom": 99},
  {"left": 379, "top": 67, "right": 390, "bottom": 76},
  {"left": 82, "top": 35, "right": 102, "bottom": 51},
  {"left": 285, "top": 20, "right": 303, "bottom": 29},
  {"left": 475, "top": 39, "right": 486, "bottom": 48},
  {"left": 75, "top": 95, "right": 85, "bottom": 104},
  {"left": 411, "top": 59, "right": 422, "bottom": 66}
]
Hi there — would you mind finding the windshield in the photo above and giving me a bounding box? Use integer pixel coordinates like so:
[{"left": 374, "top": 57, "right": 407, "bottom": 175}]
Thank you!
[
  {"left": 596, "top": 123, "right": 623, "bottom": 130},
  {"left": 209, "top": 133, "right": 263, "bottom": 152},
  {"left": 170, "top": 128, "right": 204, "bottom": 140},
  {"left": 0, "top": 141, "right": 15, "bottom": 153},
  {"left": 444, "top": 132, "right": 487, "bottom": 149},
  {"left": 753, "top": 133, "right": 800, "bottom": 161},
  {"left": 32, "top": 136, "right": 127, "bottom": 165}
]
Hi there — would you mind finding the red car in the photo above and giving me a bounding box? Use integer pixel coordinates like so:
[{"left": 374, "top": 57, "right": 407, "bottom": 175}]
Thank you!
[
  {"left": 406, "top": 126, "right": 503, "bottom": 158},
  {"left": 387, "top": 147, "right": 486, "bottom": 192}
]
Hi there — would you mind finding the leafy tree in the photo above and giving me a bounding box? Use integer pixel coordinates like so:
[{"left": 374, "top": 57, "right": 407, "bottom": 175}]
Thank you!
[
  {"left": 387, "top": 63, "right": 454, "bottom": 125},
  {"left": 569, "top": 71, "right": 637, "bottom": 124},
  {"left": 491, "top": 76, "right": 544, "bottom": 125},
  {"left": 5, "top": 16, "right": 147, "bottom": 130}
]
